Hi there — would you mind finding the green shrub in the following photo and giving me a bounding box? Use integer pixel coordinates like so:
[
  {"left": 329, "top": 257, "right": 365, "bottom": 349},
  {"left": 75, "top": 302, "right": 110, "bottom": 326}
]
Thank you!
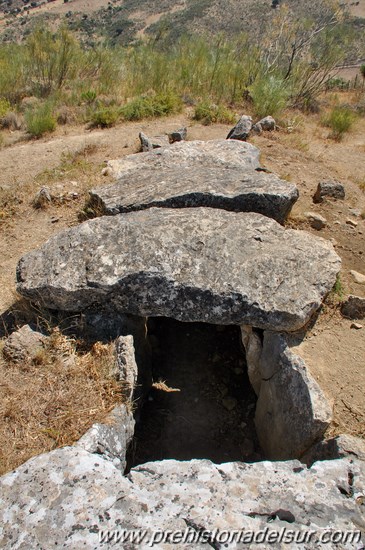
[
  {"left": 88, "top": 106, "right": 119, "bottom": 128},
  {"left": 80, "top": 89, "right": 97, "bottom": 104},
  {"left": 0, "top": 98, "right": 10, "bottom": 118},
  {"left": 322, "top": 106, "right": 356, "bottom": 141},
  {"left": 25, "top": 103, "right": 57, "bottom": 138},
  {"left": 120, "top": 92, "right": 182, "bottom": 121},
  {"left": 193, "top": 101, "right": 236, "bottom": 125},
  {"left": 249, "top": 75, "right": 290, "bottom": 119}
]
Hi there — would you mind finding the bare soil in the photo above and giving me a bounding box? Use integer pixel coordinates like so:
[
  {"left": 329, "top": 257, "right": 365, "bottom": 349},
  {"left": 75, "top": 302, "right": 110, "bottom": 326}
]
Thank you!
[{"left": 0, "top": 105, "right": 364, "bottom": 473}]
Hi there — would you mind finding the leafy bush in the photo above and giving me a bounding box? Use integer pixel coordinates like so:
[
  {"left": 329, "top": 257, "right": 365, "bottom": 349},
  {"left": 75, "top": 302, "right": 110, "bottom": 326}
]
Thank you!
[
  {"left": 249, "top": 75, "right": 290, "bottom": 119},
  {"left": 322, "top": 106, "right": 356, "bottom": 141},
  {"left": 88, "top": 106, "right": 119, "bottom": 127},
  {"left": 193, "top": 101, "right": 236, "bottom": 125},
  {"left": 25, "top": 102, "right": 57, "bottom": 138},
  {"left": 120, "top": 92, "right": 182, "bottom": 121}
]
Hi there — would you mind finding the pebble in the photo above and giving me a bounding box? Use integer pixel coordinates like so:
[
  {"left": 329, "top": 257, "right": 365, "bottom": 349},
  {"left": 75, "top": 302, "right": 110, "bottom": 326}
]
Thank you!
[
  {"left": 346, "top": 219, "right": 358, "bottom": 228},
  {"left": 351, "top": 323, "right": 363, "bottom": 330},
  {"left": 350, "top": 271, "right": 365, "bottom": 285},
  {"left": 222, "top": 396, "right": 237, "bottom": 411},
  {"left": 304, "top": 211, "right": 327, "bottom": 230}
]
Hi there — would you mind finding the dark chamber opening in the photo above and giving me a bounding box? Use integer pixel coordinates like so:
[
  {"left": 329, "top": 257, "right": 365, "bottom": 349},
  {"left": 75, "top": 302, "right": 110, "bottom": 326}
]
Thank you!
[{"left": 127, "top": 318, "right": 262, "bottom": 469}]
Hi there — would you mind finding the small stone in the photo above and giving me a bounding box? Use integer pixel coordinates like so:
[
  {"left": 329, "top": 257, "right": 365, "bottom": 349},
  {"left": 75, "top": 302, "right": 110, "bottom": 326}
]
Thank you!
[
  {"left": 350, "top": 270, "right": 365, "bottom": 284},
  {"left": 341, "top": 295, "right": 365, "bottom": 319},
  {"left": 304, "top": 211, "right": 327, "bottom": 230},
  {"left": 349, "top": 208, "right": 361, "bottom": 217},
  {"left": 351, "top": 322, "right": 363, "bottom": 330},
  {"left": 3, "top": 325, "right": 47, "bottom": 363},
  {"left": 222, "top": 396, "right": 237, "bottom": 411},
  {"left": 226, "top": 115, "right": 253, "bottom": 141},
  {"left": 313, "top": 181, "right": 345, "bottom": 203},
  {"left": 346, "top": 219, "right": 358, "bottom": 228},
  {"left": 168, "top": 127, "right": 187, "bottom": 143},
  {"left": 256, "top": 115, "right": 276, "bottom": 131},
  {"left": 33, "top": 187, "right": 52, "bottom": 209}
]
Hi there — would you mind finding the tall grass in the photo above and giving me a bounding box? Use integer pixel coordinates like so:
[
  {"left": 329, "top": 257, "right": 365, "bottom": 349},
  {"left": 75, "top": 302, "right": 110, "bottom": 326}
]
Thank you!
[
  {"left": 321, "top": 106, "right": 356, "bottom": 141},
  {"left": 0, "top": 23, "right": 356, "bottom": 123}
]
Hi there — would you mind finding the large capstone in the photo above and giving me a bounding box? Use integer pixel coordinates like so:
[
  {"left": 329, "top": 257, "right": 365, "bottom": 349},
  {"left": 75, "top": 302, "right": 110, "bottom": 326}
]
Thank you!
[
  {"left": 17, "top": 208, "right": 341, "bottom": 332},
  {"left": 105, "top": 139, "right": 261, "bottom": 178},
  {"left": 90, "top": 164, "right": 298, "bottom": 223},
  {"left": 0, "top": 449, "right": 364, "bottom": 549}
]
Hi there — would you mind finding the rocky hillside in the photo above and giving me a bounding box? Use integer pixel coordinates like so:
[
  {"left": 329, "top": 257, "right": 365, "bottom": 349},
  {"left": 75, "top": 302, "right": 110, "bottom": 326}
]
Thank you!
[{"left": 1, "top": 0, "right": 365, "bottom": 50}]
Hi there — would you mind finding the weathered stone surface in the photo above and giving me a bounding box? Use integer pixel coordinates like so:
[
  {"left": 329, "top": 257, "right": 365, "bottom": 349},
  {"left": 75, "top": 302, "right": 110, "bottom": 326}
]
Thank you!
[
  {"left": 313, "top": 181, "right": 345, "bottom": 203},
  {"left": 3, "top": 324, "right": 47, "bottom": 363},
  {"left": 255, "top": 332, "right": 332, "bottom": 459},
  {"left": 0, "top": 449, "right": 364, "bottom": 549},
  {"left": 114, "top": 335, "right": 138, "bottom": 400},
  {"left": 89, "top": 164, "right": 299, "bottom": 223},
  {"left": 226, "top": 115, "right": 253, "bottom": 141},
  {"left": 302, "top": 434, "right": 365, "bottom": 466},
  {"left": 168, "top": 126, "right": 187, "bottom": 143},
  {"left": 341, "top": 295, "right": 365, "bottom": 319},
  {"left": 139, "top": 132, "right": 169, "bottom": 151},
  {"left": 105, "top": 139, "right": 261, "bottom": 179},
  {"left": 256, "top": 115, "right": 276, "bottom": 131},
  {"left": 304, "top": 211, "right": 327, "bottom": 230},
  {"left": 16, "top": 208, "right": 341, "bottom": 331},
  {"left": 350, "top": 270, "right": 365, "bottom": 285},
  {"left": 138, "top": 131, "right": 153, "bottom": 152},
  {"left": 76, "top": 404, "right": 134, "bottom": 471},
  {"left": 240, "top": 325, "right": 262, "bottom": 395},
  {"left": 33, "top": 186, "right": 51, "bottom": 209}
]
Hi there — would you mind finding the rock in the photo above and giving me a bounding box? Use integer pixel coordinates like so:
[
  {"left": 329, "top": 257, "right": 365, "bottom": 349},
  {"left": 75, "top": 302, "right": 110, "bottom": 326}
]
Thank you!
[
  {"left": 226, "top": 115, "right": 253, "bottom": 141},
  {"left": 76, "top": 404, "right": 134, "bottom": 471},
  {"left": 256, "top": 115, "right": 276, "bottom": 131},
  {"left": 302, "top": 434, "right": 365, "bottom": 466},
  {"left": 313, "top": 181, "right": 345, "bottom": 203},
  {"left": 349, "top": 208, "right": 361, "bottom": 217},
  {"left": 16, "top": 208, "right": 341, "bottom": 332},
  {"left": 106, "top": 139, "right": 261, "bottom": 179},
  {"left": 3, "top": 324, "right": 47, "bottom": 363},
  {"left": 346, "top": 218, "right": 358, "bottom": 228},
  {"left": 341, "top": 295, "right": 365, "bottom": 319},
  {"left": 351, "top": 322, "right": 363, "bottom": 330},
  {"left": 251, "top": 122, "right": 262, "bottom": 134},
  {"left": 168, "top": 127, "right": 187, "bottom": 143},
  {"left": 240, "top": 325, "right": 262, "bottom": 395},
  {"left": 0, "top": 449, "right": 364, "bottom": 549},
  {"left": 222, "top": 396, "right": 237, "bottom": 411},
  {"left": 89, "top": 164, "right": 299, "bottom": 223},
  {"left": 304, "top": 211, "right": 327, "bottom": 230},
  {"left": 33, "top": 187, "right": 52, "bottom": 208},
  {"left": 255, "top": 332, "right": 332, "bottom": 459},
  {"left": 114, "top": 335, "right": 138, "bottom": 400},
  {"left": 350, "top": 270, "right": 365, "bottom": 285},
  {"left": 138, "top": 131, "right": 153, "bottom": 152},
  {"left": 139, "top": 132, "right": 170, "bottom": 152}
]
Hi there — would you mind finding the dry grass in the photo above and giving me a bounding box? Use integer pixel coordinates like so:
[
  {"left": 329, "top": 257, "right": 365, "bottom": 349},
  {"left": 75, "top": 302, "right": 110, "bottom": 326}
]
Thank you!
[
  {"left": 152, "top": 380, "right": 181, "bottom": 392},
  {"left": 0, "top": 328, "right": 122, "bottom": 475}
]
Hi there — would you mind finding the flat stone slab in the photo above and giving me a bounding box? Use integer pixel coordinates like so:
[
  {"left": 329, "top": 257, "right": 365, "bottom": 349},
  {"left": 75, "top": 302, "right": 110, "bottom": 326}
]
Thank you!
[
  {"left": 0, "top": 448, "right": 364, "bottom": 549},
  {"left": 17, "top": 208, "right": 341, "bottom": 331},
  {"left": 90, "top": 165, "right": 298, "bottom": 223},
  {"left": 105, "top": 139, "right": 261, "bottom": 178}
]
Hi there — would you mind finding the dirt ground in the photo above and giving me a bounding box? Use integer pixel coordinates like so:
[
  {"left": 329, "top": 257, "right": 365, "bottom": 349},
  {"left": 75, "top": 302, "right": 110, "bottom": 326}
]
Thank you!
[{"left": 0, "top": 106, "right": 364, "bottom": 454}]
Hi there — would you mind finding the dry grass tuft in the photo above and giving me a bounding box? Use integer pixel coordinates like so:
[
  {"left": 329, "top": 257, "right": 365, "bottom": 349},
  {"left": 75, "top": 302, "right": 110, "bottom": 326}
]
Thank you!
[
  {"left": 0, "top": 328, "right": 122, "bottom": 475},
  {"left": 152, "top": 380, "right": 181, "bottom": 392}
]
